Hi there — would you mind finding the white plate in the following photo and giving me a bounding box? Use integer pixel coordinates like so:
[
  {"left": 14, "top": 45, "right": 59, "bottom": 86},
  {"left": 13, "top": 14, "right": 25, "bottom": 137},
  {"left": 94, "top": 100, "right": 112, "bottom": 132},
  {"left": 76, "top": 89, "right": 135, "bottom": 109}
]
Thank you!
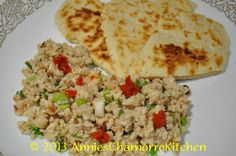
[{"left": 0, "top": 0, "right": 236, "bottom": 156}]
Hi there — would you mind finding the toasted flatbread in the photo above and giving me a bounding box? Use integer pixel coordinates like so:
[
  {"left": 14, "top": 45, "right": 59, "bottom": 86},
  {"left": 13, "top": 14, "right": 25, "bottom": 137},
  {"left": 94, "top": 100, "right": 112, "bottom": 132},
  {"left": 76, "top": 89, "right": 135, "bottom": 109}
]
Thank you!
[
  {"left": 55, "top": 0, "right": 229, "bottom": 79},
  {"left": 55, "top": 0, "right": 114, "bottom": 74},
  {"left": 101, "top": 0, "right": 196, "bottom": 77},
  {"left": 131, "top": 13, "right": 230, "bottom": 79}
]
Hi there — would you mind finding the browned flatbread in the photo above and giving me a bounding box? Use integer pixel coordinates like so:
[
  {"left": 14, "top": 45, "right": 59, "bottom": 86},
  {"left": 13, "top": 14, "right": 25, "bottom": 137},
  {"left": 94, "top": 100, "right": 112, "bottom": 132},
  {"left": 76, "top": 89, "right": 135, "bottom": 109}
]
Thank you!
[{"left": 55, "top": 0, "right": 114, "bottom": 74}]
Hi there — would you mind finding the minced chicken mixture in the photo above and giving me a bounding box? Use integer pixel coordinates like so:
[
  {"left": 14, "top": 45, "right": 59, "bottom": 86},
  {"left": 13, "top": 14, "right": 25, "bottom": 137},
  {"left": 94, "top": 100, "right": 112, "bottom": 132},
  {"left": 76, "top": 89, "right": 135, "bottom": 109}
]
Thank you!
[{"left": 13, "top": 40, "right": 191, "bottom": 156}]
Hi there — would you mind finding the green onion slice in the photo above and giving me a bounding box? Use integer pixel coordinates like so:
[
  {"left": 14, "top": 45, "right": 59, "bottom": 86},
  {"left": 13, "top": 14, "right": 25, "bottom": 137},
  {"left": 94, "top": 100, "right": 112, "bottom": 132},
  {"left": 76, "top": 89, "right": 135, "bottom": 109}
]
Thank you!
[
  {"left": 103, "top": 88, "right": 113, "bottom": 105},
  {"left": 169, "top": 112, "right": 176, "bottom": 120},
  {"left": 118, "top": 109, "right": 124, "bottom": 118},
  {"left": 51, "top": 92, "right": 69, "bottom": 105},
  {"left": 27, "top": 74, "right": 37, "bottom": 81},
  {"left": 75, "top": 98, "right": 88, "bottom": 106},
  {"left": 58, "top": 104, "right": 70, "bottom": 111},
  {"left": 180, "top": 116, "right": 189, "bottom": 134}
]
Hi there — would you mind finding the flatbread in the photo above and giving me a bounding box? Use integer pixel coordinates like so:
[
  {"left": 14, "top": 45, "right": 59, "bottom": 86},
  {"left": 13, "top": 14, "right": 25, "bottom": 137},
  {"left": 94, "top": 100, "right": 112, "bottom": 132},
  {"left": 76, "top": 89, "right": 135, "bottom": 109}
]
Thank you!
[
  {"left": 131, "top": 12, "right": 230, "bottom": 79},
  {"left": 55, "top": 0, "right": 229, "bottom": 79},
  {"left": 101, "top": 0, "right": 196, "bottom": 77},
  {"left": 55, "top": 0, "right": 114, "bottom": 74}
]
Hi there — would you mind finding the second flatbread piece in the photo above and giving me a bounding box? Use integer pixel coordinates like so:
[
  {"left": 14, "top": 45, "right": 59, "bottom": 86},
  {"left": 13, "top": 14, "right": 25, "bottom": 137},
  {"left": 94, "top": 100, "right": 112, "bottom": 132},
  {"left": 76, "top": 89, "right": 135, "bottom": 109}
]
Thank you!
[
  {"left": 131, "top": 13, "right": 230, "bottom": 79},
  {"left": 101, "top": 0, "right": 196, "bottom": 77}
]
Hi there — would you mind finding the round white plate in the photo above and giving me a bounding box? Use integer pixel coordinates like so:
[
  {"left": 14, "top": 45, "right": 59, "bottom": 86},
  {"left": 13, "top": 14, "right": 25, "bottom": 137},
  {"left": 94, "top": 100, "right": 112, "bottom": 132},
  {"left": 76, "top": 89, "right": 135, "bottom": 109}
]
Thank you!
[{"left": 0, "top": 0, "right": 236, "bottom": 156}]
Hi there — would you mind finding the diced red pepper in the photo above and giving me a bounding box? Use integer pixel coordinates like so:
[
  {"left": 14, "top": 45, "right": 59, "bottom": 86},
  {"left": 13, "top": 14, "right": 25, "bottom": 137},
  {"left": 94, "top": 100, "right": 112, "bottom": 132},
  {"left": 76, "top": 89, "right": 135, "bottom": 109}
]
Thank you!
[
  {"left": 53, "top": 54, "right": 72, "bottom": 75},
  {"left": 64, "top": 89, "right": 77, "bottom": 98},
  {"left": 76, "top": 77, "right": 84, "bottom": 86},
  {"left": 53, "top": 54, "right": 68, "bottom": 65},
  {"left": 119, "top": 76, "right": 141, "bottom": 98},
  {"left": 90, "top": 129, "right": 110, "bottom": 143},
  {"left": 152, "top": 111, "right": 166, "bottom": 129},
  {"left": 58, "top": 63, "right": 72, "bottom": 75}
]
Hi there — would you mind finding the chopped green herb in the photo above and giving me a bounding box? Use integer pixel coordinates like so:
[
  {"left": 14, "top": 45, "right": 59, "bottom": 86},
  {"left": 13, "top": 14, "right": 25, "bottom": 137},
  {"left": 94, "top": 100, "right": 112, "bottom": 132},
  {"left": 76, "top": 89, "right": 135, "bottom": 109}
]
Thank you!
[
  {"left": 71, "top": 132, "right": 83, "bottom": 139},
  {"left": 29, "top": 124, "right": 44, "bottom": 136},
  {"left": 104, "top": 100, "right": 109, "bottom": 106},
  {"left": 40, "top": 89, "right": 48, "bottom": 100},
  {"left": 25, "top": 61, "right": 33, "bottom": 71},
  {"left": 52, "top": 92, "right": 69, "bottom": 105},
  {"left": 54, "top": 80, "right": 60, "bottom": 87},
  {"left": 16, "top": 90, "right": 25, "bottom": 98},
  {"left": 135, "top": 80, "right": 142, "bottom": 88},
  {"left": 27, "top": 74, "right": 37, "bottom": 81},
  {"left": 75, "top": 98, "right": 88, "bottom": 106},
  {"left": 149, "top": 146, "right": 157, "bottom": 156},
  {"left": 135, "top": 80, "right": 148, "bottom": 88},
  {"left": 105, "top": 96, "right": 114, "bottom": 106},
  {"left": 147, "top": 103, "right": 157, "bottom": 111},
  {"left": 117, "top": 99, "right": 122, "bottom": 106},
  {"left": 143, "top": 80, "right": 148, "bottom": 86},
  {"left": 118, "top": 109, "right": 124, "bottom": 118},
  {"left": 36, "top": 99, "right": 40, "bottom": 106},
  {"left": 71, "top": 133, "right": 77, "bottom": 137},
  {"left": 58, "top": 104, "right": 70, "bottom": 111}
]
